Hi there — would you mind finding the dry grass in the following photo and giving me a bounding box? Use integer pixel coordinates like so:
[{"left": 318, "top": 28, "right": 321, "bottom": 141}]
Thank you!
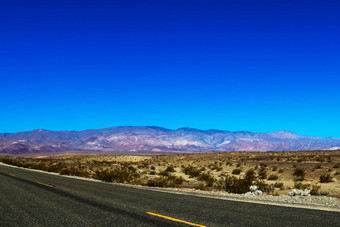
[{"left": 1, "top": 150, "right": 339, "bottom": 196}]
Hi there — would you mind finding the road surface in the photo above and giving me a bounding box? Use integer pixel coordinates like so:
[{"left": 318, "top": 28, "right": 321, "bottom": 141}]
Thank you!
[{"left": 0, "top": 164, "right": 339, "bottom": 227}]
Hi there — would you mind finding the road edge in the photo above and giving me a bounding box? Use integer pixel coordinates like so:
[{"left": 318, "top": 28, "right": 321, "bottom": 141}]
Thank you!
[{"left": 1, "top": 162, "right": 339, "bottom": 213}]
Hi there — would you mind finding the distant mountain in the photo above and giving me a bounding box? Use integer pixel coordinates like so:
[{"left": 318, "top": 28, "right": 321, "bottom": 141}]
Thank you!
[{"left": 1, "top": 126, "right": 340, "bottom": 154}]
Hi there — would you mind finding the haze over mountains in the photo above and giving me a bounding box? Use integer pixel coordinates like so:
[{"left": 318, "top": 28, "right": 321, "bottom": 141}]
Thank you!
[{"left": 0, "top": 126, "right": 340, "bottom": 154}]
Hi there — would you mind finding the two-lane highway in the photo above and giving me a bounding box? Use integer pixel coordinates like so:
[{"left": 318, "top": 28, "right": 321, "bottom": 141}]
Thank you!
[{"left": 0, "top": 164, "right": 339, "bottom": 226}]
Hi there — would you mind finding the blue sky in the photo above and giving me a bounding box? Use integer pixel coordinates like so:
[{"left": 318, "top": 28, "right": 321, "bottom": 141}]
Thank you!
[{"left": 1, "top": 0, "right": 339, "bottom": 137}]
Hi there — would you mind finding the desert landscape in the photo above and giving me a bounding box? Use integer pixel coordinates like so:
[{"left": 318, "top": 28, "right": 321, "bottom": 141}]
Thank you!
[
  {"left": 2, "top": 0, "right": 340, "bottom": 225},
  {"left": 1, "top": 150, "right": 339, "bottom": 197}
]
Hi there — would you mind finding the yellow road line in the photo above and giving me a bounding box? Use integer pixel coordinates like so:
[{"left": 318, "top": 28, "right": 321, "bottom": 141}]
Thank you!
[
  {"left": 36, "top": 182, "right": 54, "bottom": 188},
  {"left": 146, "top": 212, "right": 207, "bottom": 227},
  {"left": 9, "top": 174, "right": 15, "bottom": 176}
]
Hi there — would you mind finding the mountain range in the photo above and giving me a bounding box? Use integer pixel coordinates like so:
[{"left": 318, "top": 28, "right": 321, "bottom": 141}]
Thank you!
[{"left": 1, "top": 126, "right": 340, "bottom": 154}]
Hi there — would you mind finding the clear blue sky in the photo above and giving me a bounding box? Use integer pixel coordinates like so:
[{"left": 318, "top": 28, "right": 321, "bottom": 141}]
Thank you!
[{"left": 1, "top": 0, "right": 339, "bottom": 137}]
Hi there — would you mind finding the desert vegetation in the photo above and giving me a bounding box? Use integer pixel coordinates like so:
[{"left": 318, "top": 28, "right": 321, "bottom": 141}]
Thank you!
[{"left": 0, "top": 150, "right": 339, "bottom": 197}]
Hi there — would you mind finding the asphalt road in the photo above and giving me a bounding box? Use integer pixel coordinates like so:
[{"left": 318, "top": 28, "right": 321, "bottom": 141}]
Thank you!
[{"left": 0, "top": 165, "right": 339, "bottom": 227}]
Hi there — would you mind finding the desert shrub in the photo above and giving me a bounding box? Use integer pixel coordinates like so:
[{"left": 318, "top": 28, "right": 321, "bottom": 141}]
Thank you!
[
  {"left": 170, "top": 175, "right": 185, "bottom": 185},
  {"left": 236, "top": 163, "right": 241, "bottom": 167},
  {"left": 182, "top": 166, "right": 201, "bottom": 178},
  {"left": 293, "top": 168, "right": 305, "bottom": 181},
  {"left": 258, "top": 166, "right": 267, "bottom": 179},
  {"left": 294, "top": 182, "right": 310, "bottom": 190},
  {"left": 273, "top": 182, "right": 284, "bottom": 190},
  {"left": 224, "top": 169, "right": 256, "bottom": 194},
  {"left": 0, "top": 157, "right": 76, "bottom": 175},
  {"left": 214, "top": 178, "right": 226, "bottom": 190},
  {"left": 267, "top": 174, "right": 279, "bottom": 181},
  {"left": 224, "top": 175, "right": 249, "bottom": 194},
  {"left": 245, "top": 169, "right": 256, "bottom": 181},
  {"left": 232, "top": 168, "right": 242, "bottom": 175},
  {"left": 272, "top": 166, "right": 277, "bottom": 171},
  {"left": 209, "top": 163, "right": 222, "bottom": 171},
  {"left": 278, "top": 168, "right": 284, "bottom": 173},
  {"left": 294, "top": 183, "right": 321, "bottom": 195},
  {"left": 150, "top": 166, "right": 156, "bottom": 170},
  {"left": 320, "top": 191, "right": 329, "bottom": 196},
  {"left": 225, "top": 162, "right": 232, "bottom": 166},
  {"left": 255, "top": 180, "right": 274, "bottom": 194},
  {"left": 94, "top": 165, "right": 140, "bottom": 183},
  {"left": 333, "top": 164, "right": 339, "bottom": 169},
  {"left": 165, "top": 165, "right": 175, "bottom": 172},
  {"left": 146, "top": 175, "right": 184, "bottom": 188},
  {"left": 316, "top": 157, "right": 325, "bottom": 163},
  {"left": 198, "top": 173, "right": 215, "bottom": 187},
  {"left": 146, "top": 177, "right": 168, "bottom": 187},
  {"left": 45, "top": 162, "right": 68, "bottom": 173},
  {"left": 70, "top": 167, "right": 89, "bottom": 177},
  {"left": 314, "top": 164, "right": 322, "bottom": 169},
  {"left": 149, "top": 170, "right": 156, "bottom": 175},
  {"left": 194, "top": 183, "right": 206, "bottom": 190},
  {"left": 158, "top": 169, "right": 171, "bottom": 176},
  {"left": 310, "top": 184, "right": 321, "bottom": 195},
  {"left": 319, "top": 173, "right": 332, "bottom": 183}
]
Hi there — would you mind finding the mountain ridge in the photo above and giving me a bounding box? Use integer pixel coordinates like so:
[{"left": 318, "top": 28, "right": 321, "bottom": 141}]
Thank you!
[{"left": 1, "top": 126, "right": 339, "bottom": 154}]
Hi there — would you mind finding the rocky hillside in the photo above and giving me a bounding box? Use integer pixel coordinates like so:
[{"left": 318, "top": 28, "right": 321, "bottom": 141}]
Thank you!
[{"left": 1, "top": 127, "right": 340, "bottom": 154}]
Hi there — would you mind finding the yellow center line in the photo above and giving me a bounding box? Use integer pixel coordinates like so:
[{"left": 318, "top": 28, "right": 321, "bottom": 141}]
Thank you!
[
  {"left": 146, "top": 212, "right": 207, "bottom": 227},
  {"left": 36, "top": 182, "right": 54, "bottom": 188},
  {"left": 9, "top": 174, "right": 15, "bottom": 176}
]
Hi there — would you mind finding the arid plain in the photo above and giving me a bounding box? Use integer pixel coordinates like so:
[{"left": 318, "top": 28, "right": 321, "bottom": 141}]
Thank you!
[{"left": 1, "top": 150, "right": 339, "bottom": 197}]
